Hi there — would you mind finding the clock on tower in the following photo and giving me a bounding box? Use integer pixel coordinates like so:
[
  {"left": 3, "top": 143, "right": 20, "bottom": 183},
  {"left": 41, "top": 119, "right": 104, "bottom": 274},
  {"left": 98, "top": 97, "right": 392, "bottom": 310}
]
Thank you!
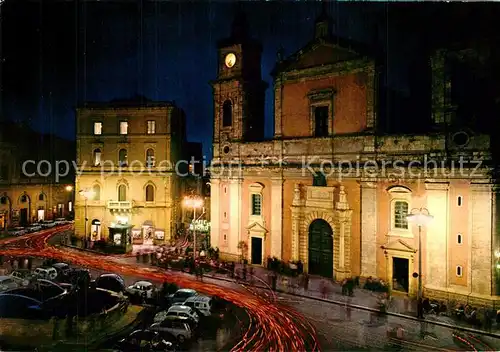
[{"left": 211, "top": 10, "right": 268, "bottom": 145}]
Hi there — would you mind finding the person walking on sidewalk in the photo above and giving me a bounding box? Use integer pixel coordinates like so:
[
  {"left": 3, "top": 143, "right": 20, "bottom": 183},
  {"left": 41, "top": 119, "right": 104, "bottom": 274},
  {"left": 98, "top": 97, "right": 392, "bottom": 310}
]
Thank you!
[{"left": 303, "top": 272, "right": 309, "bottom": 293}]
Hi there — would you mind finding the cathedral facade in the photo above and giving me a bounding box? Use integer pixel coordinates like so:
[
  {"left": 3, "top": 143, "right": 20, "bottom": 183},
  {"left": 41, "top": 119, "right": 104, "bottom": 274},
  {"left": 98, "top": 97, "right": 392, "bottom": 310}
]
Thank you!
[{"left": 209, "top": 10, "right": 500, "bottom": 304}]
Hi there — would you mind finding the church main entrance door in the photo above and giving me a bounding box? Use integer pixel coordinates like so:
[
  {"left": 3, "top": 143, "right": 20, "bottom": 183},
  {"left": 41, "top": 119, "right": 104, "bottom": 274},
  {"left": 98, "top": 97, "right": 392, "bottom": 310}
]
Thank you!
[{"left": 308, "top": 219, "right": 333, "bottom": 278}]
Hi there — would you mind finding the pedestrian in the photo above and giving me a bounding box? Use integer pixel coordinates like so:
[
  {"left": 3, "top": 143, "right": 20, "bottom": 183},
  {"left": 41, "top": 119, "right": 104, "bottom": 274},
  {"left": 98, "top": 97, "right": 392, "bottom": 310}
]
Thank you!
[
  {"left": 303, "top": 273, "right": 309, "bottom": 292},
  {"left": 345, "top": 297, "right": 352, "bottom": 320}
]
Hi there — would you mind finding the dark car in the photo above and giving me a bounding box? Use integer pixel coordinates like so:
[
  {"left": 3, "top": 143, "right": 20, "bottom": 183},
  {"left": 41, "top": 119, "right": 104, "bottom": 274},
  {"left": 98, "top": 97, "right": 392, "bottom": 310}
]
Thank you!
[
  {"left": 67, "top": 268, "right": 91, "bottom": 287},
  {"left": 115, "top": 329, "right": 176, "bottom": 351},
  {"left": 0, "top": 293, "right": 49, "bottom": 319},
  {"left": 95, "top": 273, "right": 126, "bottom": 293},
  {"left": 6, "top": 279, "right": 70, "bottom": 317},
  {"left": 52, "top": 263, "right": 71, "bottom": 280}
]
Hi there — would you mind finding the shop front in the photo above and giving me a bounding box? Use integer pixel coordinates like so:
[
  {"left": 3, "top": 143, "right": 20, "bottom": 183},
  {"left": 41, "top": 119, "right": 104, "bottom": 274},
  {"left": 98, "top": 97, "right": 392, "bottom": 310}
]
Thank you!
[{"left": 108, "top": 223, "right": 133, "bottom": 254}]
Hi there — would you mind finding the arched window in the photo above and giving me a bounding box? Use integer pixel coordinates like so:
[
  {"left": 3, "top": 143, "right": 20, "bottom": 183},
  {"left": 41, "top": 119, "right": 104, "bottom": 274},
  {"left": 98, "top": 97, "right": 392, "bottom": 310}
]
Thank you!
[
  {"left": 118, "top": 149, "right": 127, "bottom": 167},
  {"left": 93, "top": 148, "right": 102, "bottom": 166},
  {"left": 146, "top": 149, "right": 155, "bottom": 168},
  {"left": 0, "top": 197, "right": 6, "bottom": 205},
  {"left": 222, "top": 100, "right": 232, "bottom": 127},
  {"left": 38, "top": 193, "right": 44, "bottom": 201},
  {"left": 145, "top": 184, "right": 154, "bottom": 202},
  {"left": 21, "top": 195, "right": 27, "bottom": 203},
  {"left": 92, "top": 184, "right": 101, "bottom": 201},
  {"left": 118, "top": 184, "right": 127, "bottom": 201}
]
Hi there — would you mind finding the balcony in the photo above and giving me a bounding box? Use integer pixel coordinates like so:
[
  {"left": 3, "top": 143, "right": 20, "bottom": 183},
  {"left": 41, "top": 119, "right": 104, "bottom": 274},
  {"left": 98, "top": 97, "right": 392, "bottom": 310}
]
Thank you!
[{"left": 107, "top": 200, "right": 134, "bottom": 211}]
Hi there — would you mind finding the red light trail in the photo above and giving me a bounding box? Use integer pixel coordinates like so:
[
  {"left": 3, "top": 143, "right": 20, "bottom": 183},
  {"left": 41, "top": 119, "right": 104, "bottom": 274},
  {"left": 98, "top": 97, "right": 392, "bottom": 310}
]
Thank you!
[{"left": 0, "top": 226, "right": 320, "bottom": 352}]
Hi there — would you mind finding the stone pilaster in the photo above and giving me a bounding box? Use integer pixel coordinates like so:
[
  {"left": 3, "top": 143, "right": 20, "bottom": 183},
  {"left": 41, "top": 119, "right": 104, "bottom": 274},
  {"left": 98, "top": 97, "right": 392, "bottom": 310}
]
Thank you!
[
  {"left": 365, "top": 64, "right": 377, "bottom": 130},
  {"left": 492, "top": 187, "right": 500, "bottom": 295},
  {"left": 270, "top": 178, "right": 283, "bottom": 259},
  {"left": 334, "top": 186, "right": 353, "bottom": 280},
  {"left": 210, "top": 178, "right": 220, "bottom": 249},
  {"left": 470, "top": 183, "right": 493, "bottom": 296},
  {"left": 291, "top": 183, "right": 302, "bottom": 261},
  {"left": 425, "top": 182, "right": 449, "bottom": 290},
  {"left": 228, "top": 178, "right": 242, "bottom": 256},
  {"left": 360, "top": 181, "right": 377, "bottom": 278},
  {"left": 274, "top": 78, "right": 283, "bottom": 138}
]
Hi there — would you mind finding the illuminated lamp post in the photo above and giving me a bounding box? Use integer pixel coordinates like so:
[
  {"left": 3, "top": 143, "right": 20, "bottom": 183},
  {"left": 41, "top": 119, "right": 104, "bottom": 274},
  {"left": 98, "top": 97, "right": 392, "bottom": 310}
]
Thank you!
[
  {"left": 65, "top": 185, "right": 73, "bottom": 219},
  {"left": 407, "top": 207, "right": 433, "bottom": 319},
  {"left": 183, "top": 196, "right": 204, "bottom": 258},
  {"left": 79, "top": 189, "right": 94, "bottom": 249}
]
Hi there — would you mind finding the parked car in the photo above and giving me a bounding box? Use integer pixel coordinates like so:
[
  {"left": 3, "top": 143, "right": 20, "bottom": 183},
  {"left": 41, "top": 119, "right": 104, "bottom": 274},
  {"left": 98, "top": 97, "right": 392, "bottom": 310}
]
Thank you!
[
  {"left": 167, "top": 289, "right": 197, "bottom": 305},
  {"left": 9, "top": 227, "right": 26, "bottom": 236},
  {"left": 126, "top": 280, "right": 156, "bottom": 299},
  {"left": 0, "top": 276, "right": 19, "bottom": 292},
  {"left": 166, "top": 305, "right": 199, "bottom": 324},
  {"left": 114, "top": 329, "right": 176, "bottom": 351},
  {"left": 52, "top": 263, "right": 71, "bottom": 279},
  {"left": 7, "top": 279, "right": 71, "bottom": 317},
  {"left": 66, "top": 268, "right": 91, "bottom": 286},
  {"left": 0, "top": 293, "right": 51, "bottom": 320},
  {"left": 95, "top": 273, "right": 125, "bottom": 293},
  {"left": 182, "top": 295, "right": 213, "bottom": 317},
  {"left": 33, "top": 267, "right": 58, "bottom": 280},
  {"left": 26, "top": 225, "right": 42, "bottom": 233},
  {"left": 150, "top": 316, "right": 194, "bottom": 343},
  {"left": 9, "top": 270, "right": 33, "bottom": 286}
]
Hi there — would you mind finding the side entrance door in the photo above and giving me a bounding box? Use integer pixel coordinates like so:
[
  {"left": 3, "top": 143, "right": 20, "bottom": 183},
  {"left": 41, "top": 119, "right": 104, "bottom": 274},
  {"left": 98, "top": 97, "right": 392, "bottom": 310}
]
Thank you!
[{"left": 251, "top": 237, "right": 262, "bottom": 265}]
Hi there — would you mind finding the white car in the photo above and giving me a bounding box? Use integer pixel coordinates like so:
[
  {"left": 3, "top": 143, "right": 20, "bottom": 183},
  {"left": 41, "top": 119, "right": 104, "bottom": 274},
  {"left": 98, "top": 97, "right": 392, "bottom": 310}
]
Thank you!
[
  {"left": 167, "top": 305, "right": 199, "bottom": 323},
  {"left": 9, "top": 227, "right": 26, "bottom": 236},
  {"left": 0, "top": 276, "right": 19, "bottom": 292},
  {"left": 150, "top": 316, "right": 193, "bottom": 343},
  {"left": 33, "top": 267, "right": 58, "bottom": 280},
  {"left": 182, "top": 295, "right": 213, "bottom": 317},
  {"left": 9, "top": 270, "right": 32, "bottom": 286},
  {"left": 126, "top": 281, "right": 156, "bottom": 299}
]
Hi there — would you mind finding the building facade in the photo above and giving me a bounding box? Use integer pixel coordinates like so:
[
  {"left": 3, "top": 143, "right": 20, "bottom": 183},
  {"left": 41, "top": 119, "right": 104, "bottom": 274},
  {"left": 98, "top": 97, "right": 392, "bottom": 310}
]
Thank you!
[
  {"left": 0, "top": 122, "right": 74, "bottom": 229},
  {"left": 210, "top": 11, "right": 500, "bottom": 304},
  {"left": 74, "top": 98, "right": 186, "bottom": 246}
]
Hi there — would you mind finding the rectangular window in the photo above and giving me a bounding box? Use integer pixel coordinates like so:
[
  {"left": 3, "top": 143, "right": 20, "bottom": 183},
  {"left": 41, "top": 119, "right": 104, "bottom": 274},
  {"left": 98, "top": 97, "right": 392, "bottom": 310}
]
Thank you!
[
  {"left": 120, "top": 121, "right": 128, "bottom": 135},
  {"left": 394, "top": 201, "right": 409, "bottom": 229},
  {"left": 147, "top": 120, "right": 156, "bottom": 134},
  {"left": 251, "top": 194, "right": 262, "bottom": 216},
  {"left": 314, "top": 106, "right": 329, "bottom": 137},
  {"left": 93, "top": 122, "right": 102, "bottom": 135}
]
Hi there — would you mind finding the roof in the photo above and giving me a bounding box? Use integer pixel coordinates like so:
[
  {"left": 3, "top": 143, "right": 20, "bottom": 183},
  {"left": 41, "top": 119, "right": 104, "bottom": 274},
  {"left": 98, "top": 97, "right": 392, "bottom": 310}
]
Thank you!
[
  {"left": 185, "top": 295, "right": 211, "bottom": 302},
  {"left": 272, "top": 35, "right": 375, "bottom": 77},
  {"left": 78, "top": 95, "right": 175, "bottom": 109},
  {"left": 168, "top": 305, "right": 192, "bottom": 312},
  {"left": 133, "top": 281, "right": 153, "bottom": 286},
  {"left": 177, "top": 288, "right": 196, "bottom": 293}
]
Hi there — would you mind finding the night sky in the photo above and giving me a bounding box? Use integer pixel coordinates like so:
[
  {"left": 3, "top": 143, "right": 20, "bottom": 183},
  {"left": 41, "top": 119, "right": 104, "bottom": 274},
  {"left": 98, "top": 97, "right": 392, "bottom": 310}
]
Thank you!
[{"left": 2, "top": 1, "right": 499, "bottom": 157}]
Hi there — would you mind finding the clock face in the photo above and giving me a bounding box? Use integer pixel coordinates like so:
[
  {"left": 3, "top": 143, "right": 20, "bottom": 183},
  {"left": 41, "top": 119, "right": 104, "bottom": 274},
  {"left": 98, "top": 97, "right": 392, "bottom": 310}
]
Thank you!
[{"left": 225, "top": 53, "right": 236, "bottom": 68}]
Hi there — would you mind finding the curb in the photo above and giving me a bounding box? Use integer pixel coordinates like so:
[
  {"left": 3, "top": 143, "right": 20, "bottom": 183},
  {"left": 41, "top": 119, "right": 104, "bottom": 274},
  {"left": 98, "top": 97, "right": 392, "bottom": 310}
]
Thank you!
[
  {"left": 54, "top": 249, "right": 500, "bottom": 340},
  {"left": 201, "top": 273, "right": 500, "bottom": 340}
]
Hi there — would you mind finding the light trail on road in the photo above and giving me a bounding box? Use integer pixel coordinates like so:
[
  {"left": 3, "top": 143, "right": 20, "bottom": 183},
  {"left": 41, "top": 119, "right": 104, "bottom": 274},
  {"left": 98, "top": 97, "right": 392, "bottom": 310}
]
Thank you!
[{"left": 0, "top": 226, "right": 320, "bottom": 352}]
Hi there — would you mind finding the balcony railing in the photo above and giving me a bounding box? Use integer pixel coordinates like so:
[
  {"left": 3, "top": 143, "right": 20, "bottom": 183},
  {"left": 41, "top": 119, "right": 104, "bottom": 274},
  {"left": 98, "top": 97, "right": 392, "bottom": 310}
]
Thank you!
[{"left": 107, "top": 200, "right": 133, "bottom": 210}]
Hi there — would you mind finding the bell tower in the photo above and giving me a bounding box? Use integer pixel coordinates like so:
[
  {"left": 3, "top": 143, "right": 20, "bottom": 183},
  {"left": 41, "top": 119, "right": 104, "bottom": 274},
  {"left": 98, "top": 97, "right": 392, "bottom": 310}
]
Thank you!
[{"left": 211, "top": 10, "right": 267, "bottom": 147}]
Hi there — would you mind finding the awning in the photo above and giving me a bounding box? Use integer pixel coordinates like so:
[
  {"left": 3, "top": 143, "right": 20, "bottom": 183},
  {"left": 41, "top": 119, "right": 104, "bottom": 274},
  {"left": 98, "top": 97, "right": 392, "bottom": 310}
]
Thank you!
[{"left": 109, "top": 224, "right": 134, "bottom": 230}]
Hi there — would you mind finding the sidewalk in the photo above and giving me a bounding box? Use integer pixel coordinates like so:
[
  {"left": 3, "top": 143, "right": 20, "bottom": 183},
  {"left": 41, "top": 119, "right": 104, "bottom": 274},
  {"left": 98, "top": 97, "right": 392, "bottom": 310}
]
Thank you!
[
  {"left": 108, "top": 256, "right": 500, "bottom": 350},
  {"left": 111, "top": 255, "right": 500, "bottom": 335}
]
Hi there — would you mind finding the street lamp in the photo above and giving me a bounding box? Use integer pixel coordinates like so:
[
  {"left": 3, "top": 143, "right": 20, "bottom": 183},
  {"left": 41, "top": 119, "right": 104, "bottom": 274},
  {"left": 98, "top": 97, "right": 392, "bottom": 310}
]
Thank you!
[
  {"left": 79, "top": 189, "right": 94, "bottom": 248},
  {"left": 65, "top": 185, "right": 73, "bottom": 192},
  {"left": 407, "top": 207, "right": 433, "bottom": 319},
  {"left": 183, "top": 196, "right": 203, "bottom": 258}
]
